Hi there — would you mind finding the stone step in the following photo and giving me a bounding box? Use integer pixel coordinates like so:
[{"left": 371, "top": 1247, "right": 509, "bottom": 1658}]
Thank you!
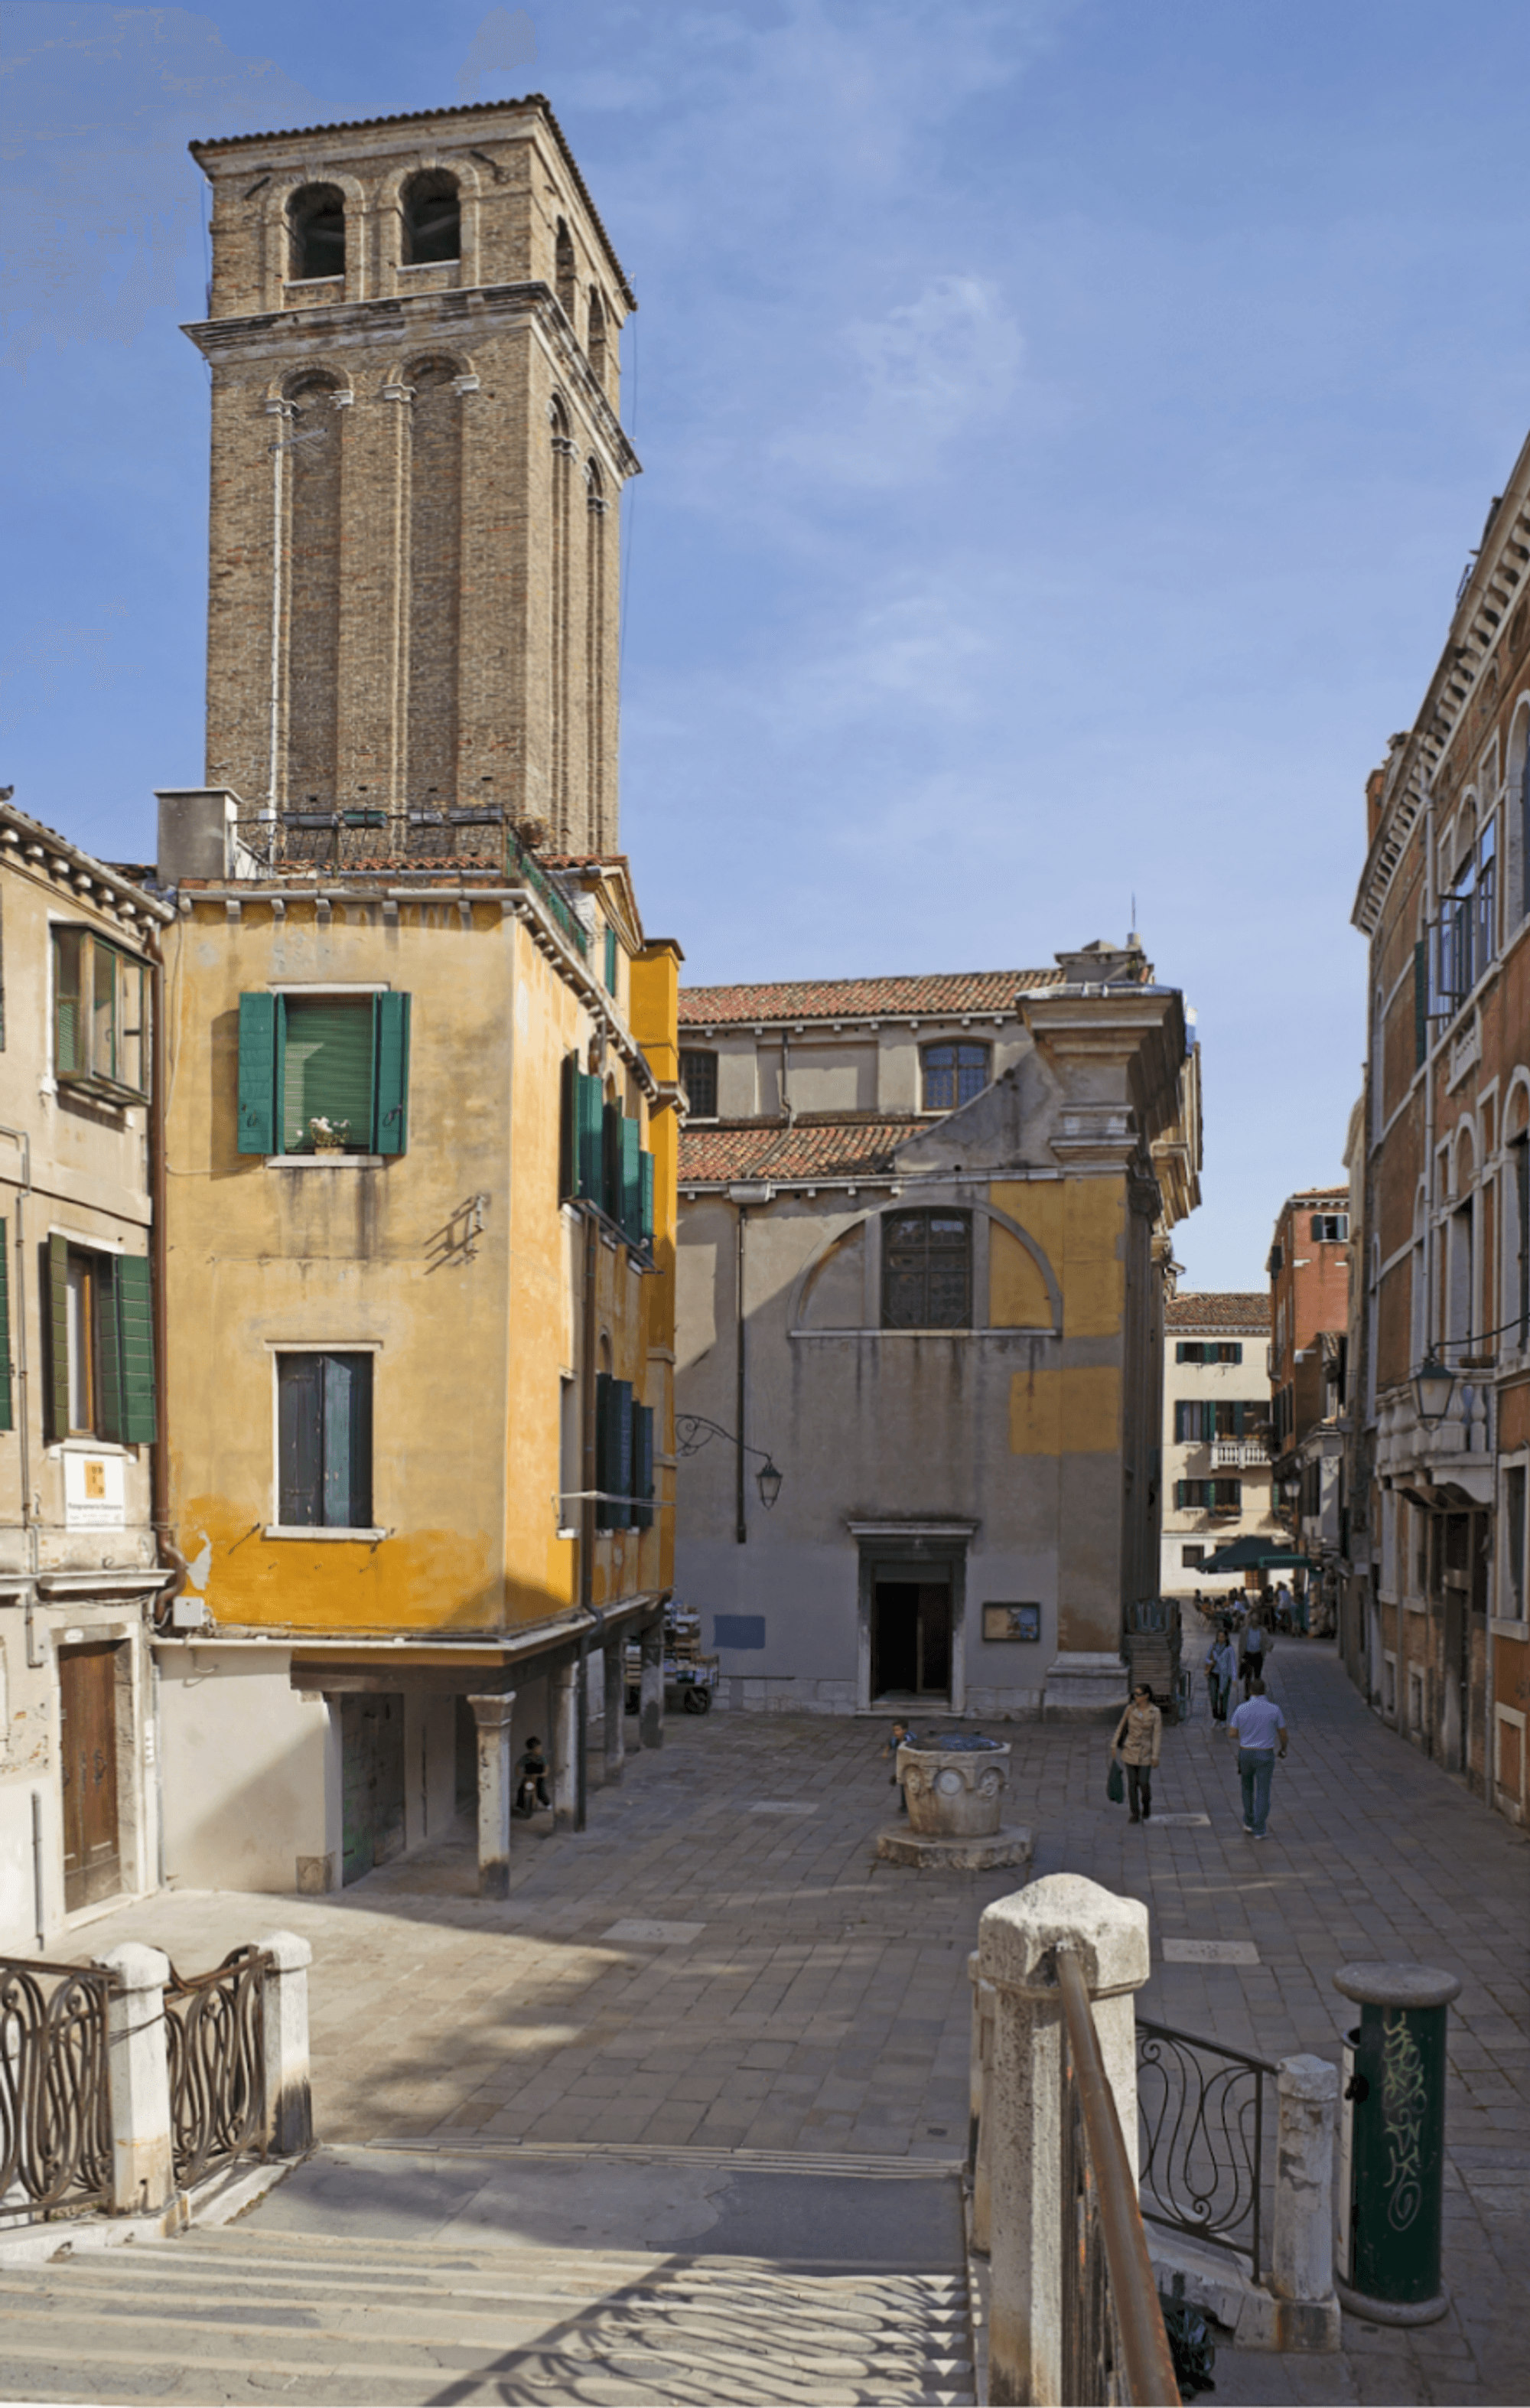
[{"left": 0, "top": 2228, "right": 975, "bottom": 2406}]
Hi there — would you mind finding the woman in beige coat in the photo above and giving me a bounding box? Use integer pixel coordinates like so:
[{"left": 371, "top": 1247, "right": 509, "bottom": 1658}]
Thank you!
[{"left": 1112, "top": 1684, "right": 1163, "bottom": 1823}]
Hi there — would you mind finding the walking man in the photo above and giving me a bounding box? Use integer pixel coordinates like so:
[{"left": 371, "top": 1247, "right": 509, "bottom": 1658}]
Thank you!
[
  {"left": 1206, "top": 1628, "right": 1236, "bottom": 1725},
  {"left": 1111, "top": 1683, "right": 1163, "bottom": 1823},
  {"left": 1229, "top": 1676, "right": 1287, "bottom": 1839},
  {"left": 1240, "top": 1608, "right": 1271, "bottom": 1699}
]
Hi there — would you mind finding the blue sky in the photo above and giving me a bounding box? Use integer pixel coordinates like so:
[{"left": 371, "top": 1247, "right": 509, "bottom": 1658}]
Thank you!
[{"left": 4, "top": 1, "right": 1530, "bottom": 1287}]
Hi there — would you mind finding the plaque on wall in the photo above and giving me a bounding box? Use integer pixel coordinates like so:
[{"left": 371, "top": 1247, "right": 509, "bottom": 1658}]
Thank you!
[{"left": 983, "top": 1602, "right": 1040, "bottom": 1642}]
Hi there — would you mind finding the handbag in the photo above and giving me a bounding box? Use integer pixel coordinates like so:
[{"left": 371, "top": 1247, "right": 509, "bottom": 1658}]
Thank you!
[{"left": 1106, "top": 1758, "right": 1125, "bottom": 1806}]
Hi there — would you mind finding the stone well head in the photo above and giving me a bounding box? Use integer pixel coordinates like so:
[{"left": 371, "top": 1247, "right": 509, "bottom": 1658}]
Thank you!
[{"left": 897, "top": 1741, "right": 1010, "bottom": 1838}]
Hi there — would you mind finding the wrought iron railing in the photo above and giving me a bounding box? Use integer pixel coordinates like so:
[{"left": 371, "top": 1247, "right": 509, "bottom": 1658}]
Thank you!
[
  {"left": 1136, "top": 2015, "right": 1276, "bottom": 2274},
  {"left": 164, "top": 1945, "right": 270, "bottom": 2188},
  {"left": 1058, "top": 1948, "right": 1180, "bottom": 2408},
  {"left": 0, "top": 1958, "right": 116, "bottom": 2220}
]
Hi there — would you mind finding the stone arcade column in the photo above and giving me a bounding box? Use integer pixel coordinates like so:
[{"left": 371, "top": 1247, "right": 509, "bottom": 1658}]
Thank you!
[
  {"left": 467, "top": 1693, "right": 515, "bottom": 1898},
  {"left": 603, "top": 1640, "right": 627, "bottom": 1784},
  {"left": 552, "top": 1660, "right": 580, "bottom": 1827},
  {"left": 977, "top": 1872, "right": 1151, "bottom": 2407},
  {"left": 639, "top": 1617, "right": 666, "bottom": 1752}
]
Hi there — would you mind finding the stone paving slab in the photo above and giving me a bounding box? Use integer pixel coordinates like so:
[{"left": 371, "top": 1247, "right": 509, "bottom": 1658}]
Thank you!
[{"left": 73, "top": 1638, "right": 1528, "bottom": 2403}]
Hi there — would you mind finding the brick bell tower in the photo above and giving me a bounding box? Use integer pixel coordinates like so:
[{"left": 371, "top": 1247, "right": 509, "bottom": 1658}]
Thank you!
[{"left": 187, "top": 96, "right": 636, "bottom": 856}]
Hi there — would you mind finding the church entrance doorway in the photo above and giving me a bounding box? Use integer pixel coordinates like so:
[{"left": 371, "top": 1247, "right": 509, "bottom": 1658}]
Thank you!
[{"left": 871, "top": 1575, "right": 952, "bottom": 1703}]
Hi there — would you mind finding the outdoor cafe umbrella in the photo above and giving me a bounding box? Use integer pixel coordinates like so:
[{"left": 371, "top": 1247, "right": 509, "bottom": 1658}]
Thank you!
[{"left": 1199, "top": 1536, "right": 1316, "bottom": 1575}]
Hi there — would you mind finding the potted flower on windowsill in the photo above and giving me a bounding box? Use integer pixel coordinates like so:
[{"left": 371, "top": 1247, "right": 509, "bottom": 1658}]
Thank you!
[{"left": 308, "top": 1115, "right": 350, "bottom": 1153}]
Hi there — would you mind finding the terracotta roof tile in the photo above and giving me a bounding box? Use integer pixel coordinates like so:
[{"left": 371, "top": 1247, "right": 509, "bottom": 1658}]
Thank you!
[
  {"left": 680, "top": 1116, "right": 920, "bottom": 1184},
  {"left": 1283, "top": 1186, "right": 1349, "bottom": 1205},
  {"left": 1166, "top": 1292, "right": 1271, "bottom": 1331},
  {"left": 679, "top": 969, "right": 1060, "bottom": 1028}
]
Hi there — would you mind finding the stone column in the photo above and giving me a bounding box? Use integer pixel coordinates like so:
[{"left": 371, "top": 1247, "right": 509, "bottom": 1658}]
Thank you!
[
  {"left": 552, "top": 1659, "right": 580, "bottom": 1826},
  {"left": 256, "top": 1930, "right": 314, "bottom": 2158},
  {"left": 603, "top": 1640, "right": 627, "bottom": 1785},
  {"left": 639, "top": 1617, "right": 666, "bottom": 1752},
  {"left": 978, "top": 1872, "right": 1151, "bottom": 2408},
  {"left": 968, "top": 1950, "right": 997, "bottom": 2256},
  {"left": 467, "top": 1692, "right": 514, "bottom": 1898},
  {"left": 1269, "top": 2053, "right": 1343, "bottom": 2350},
  {"left": 94, "top": 1941, "right": 175, "bottom": 2215}
]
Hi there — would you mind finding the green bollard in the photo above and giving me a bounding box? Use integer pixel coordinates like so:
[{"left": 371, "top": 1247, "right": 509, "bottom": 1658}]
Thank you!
[{"left": 1334, "top": 1961, "right": 1460, "bottom": 2325}]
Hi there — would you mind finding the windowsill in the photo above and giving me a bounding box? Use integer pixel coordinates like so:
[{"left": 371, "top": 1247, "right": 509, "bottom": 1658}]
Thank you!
[
  {"left": 1489, "top": 1616, "right": 1530, "bottom": 1638},
  {"left": 265, "top": 1155, "right": 384, "bottom": 1169},
  {"left": 556, "top": 1527, "right": 578, "bottom": 1542},
  {"left": 50, "top": 1438, "right": 136, "bottom": 1458},
  {"left": 399, "top": 258, "right": 461, "bottom": 271},
  {"left": 791, "top": 1325, "right": 1057, "bottom": 1340},
  {"left": 263, "top": 1525, "right": 386, "bottom": 1543},
  {"left": 285, "top": 277, "right": 344, "bottom": 295},
  {"left": 57, "top": 1075, "right": 148, "bottom": 1110}
]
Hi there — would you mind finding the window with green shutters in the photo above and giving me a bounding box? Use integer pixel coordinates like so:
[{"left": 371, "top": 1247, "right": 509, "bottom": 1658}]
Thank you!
[
  {"left": 236, "top": 991, "right": 410, "bottom": 1155},
  {"left": 558, "top": 1057, "right": 654, "bottom": 1246},
  {"left": 632, "top": 1402, "right": 654, "bottom": 1530},
  {"left": 0, "top": 1219, "right": 11, "bottom": 1432},
  {"left": 276, "top": 1351, "right": 373, "bottom": 1528},
  {"left": 594, "top": 1372, "right": 633, "bottom": 1529},
  {"left": 604, "top": 925, "right": 618, "bottom": 993},
  {"left": 44, "top": 1234, "right": 155, "bottom": 1444}
]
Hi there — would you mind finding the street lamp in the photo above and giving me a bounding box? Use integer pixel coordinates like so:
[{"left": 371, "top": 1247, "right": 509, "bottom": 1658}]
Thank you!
[
  {"left": 675, "top": 1414, "right": 785, "bottom": 1510},
  {"left": 1412, "top": 1355, "right": 1455, "bottom": 1426}
]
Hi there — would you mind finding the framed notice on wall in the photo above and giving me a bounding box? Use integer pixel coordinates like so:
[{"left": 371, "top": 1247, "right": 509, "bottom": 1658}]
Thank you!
[{"left": 983, "top": 1602, "right": 1040, "bottom": 1643}]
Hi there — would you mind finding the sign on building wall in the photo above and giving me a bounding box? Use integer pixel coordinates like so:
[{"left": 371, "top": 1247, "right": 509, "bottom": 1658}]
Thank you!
[{"left": 64, "top": 1452, "right": 125, "bottom": 1530}]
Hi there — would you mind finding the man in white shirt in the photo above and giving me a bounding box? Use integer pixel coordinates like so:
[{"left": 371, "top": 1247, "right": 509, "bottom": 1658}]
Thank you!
[{"left": 1228, "top": 1677, "right": 1287, "bottom": 1839}]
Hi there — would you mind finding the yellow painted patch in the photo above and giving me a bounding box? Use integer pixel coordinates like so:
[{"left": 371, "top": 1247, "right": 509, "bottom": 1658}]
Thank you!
[
  {"left": 1009, "top": 1367, "right": 1121, "bottom": 1457},
  {"left": 988, "top": 1225, "right": 1053, "bottom": 1328},
  {"left": 990, "top": 1178, "right": 1123, "bottom": 1338}
]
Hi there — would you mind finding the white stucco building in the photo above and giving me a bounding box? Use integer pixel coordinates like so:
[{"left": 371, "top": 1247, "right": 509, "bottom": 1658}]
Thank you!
[{"left": 1161, "top": 1291, "right": 1280, "bottom": 1596}]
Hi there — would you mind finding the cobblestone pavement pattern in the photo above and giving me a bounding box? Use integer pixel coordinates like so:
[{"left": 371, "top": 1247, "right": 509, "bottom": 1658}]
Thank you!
[{"left": 75, "top": 1638, "right": 1527, "bottom": 2404}]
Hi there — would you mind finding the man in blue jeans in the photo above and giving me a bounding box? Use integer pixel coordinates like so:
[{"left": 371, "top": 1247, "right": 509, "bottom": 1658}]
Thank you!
[{"left": 1228, "top": 1676, "right": 1287, "bottom": 1839}]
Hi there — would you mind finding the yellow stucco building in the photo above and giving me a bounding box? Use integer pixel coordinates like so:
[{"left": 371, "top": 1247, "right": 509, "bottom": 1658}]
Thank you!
[{"left": 151, "top": 96, "right": 677, "bottom": 1893}]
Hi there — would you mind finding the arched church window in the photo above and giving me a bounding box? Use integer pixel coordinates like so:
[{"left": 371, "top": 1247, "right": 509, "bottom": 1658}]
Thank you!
[
  {"left": 588, "top": 289, "right": 607, "bottom": 379},
  {"left": 402, "top": 171, "right": 461, "bottom": 266},
  {"left": 881, "top": 1210, "right": 972, "bottom": 1330},
  {"left": 289, "top": 184, "right": 346, "bottom": 282},
  {"left": 555, "top": 218, "right": 577, "bottom": 318}
]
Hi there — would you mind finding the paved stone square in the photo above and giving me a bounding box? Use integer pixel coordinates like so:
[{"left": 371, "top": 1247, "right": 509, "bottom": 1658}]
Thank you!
[{"left": 76, "top": 1638, "right": 1528, "bottom": 2403}]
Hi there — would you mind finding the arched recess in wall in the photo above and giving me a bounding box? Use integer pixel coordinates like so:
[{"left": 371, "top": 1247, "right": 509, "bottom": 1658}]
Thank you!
[
  {"left": 1509, "top": 697, "right": 1530, "bottom": 930},
  {"left": 1502, "top": 1074, "right": 1530, "bottom": 1351},
  {"left": 588, "top": 289, "right": 607, "bottom": 383},
  {"left": 402, "top": 170, "right": 461, "bottom": 265},
  {"left": 405, "top": 357, "right": 464, "bottom": 813},
  {"left": 786, "top": 1199, "right": 1062, "bottom": 1334},
  {"left": 584, "top": 457, "right": 609, "bottom": 848},
  {"left": 288, "top": 184, "right": 346, "bottom": 282},
  {"left": 282, "top": 370, "right": 343, "bottom": 810},
  {"left": 549, "top": 395, "right": 575, "bottom": 844},
  {"left": 555, "top": 219, "right": 577, "bottom": 319}
]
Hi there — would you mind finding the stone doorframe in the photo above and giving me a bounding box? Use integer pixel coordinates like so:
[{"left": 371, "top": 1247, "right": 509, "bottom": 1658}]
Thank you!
[{"left": 848, "top": 1520, "right": 978, "bottom": 1716}]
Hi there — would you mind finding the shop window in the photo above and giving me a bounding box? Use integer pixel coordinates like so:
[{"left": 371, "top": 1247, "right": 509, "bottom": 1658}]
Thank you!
[
  {"left": 236, "top": 991, "right": 410, "bottom": 1156},
  {"left": 921, "top": 1041, "right": 990, "bottom": 1113},
  {"left": 882, "top": 1210, "right": 972, "bottom": 1330},
  {"left": 53, "top": 929, "right": 150, "bottom": 1103},
  {"left": 276, "top": 1351, "right": 373, "bottom": 1529}
]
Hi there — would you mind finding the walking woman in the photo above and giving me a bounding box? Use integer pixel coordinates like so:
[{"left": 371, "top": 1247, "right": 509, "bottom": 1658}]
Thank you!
[
  {"left": 1206, "top": 1628, "right": 1236, "bottom": 1725},
  {"left": 1111, "top": 1683, "right": 1163, "bottom": 1823}
]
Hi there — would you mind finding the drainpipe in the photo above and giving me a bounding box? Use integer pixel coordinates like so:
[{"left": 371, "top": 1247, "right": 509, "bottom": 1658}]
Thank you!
[
  {"left": 0, "top": 1125, "right": 42, "bottom": 1668},
  {"left": 576, "top": 1209, "right": 599, "bottom": 1830},
  {"left": 148, "top": 933, "right": 190, "bottom": 1633},
  {"left": 734, "top": 1200, "right": 748, "bottom": 1546}
]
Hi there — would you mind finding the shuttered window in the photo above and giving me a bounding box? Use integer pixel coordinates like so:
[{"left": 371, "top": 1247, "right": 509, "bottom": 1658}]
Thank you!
[
  {"left": 604, "top": 925, "right": 618, "bottom": 994},
  {"left": 558, "top": 1061, "right": 653, "bottom": 1246},
  {"left": 632, "top": 1402, "right": 654, "bottom": 1530},
  {"left": 277, "top": 1351, "right": 373, "bottom": 1528},
  {"left": 44, "top": 1236, "right": 155, "bottom": 1444},
  {"left": 594, "top": 1373, "right": 633, "bottom": 1530},
  {"left": 1174, "top": 1479, "right": 1243, "bottom": 1510},
  {"left": 0, "top": 1219, "right": 11, "bottom": 1433},
  {"left": 236, "top": 992, "right": 410, "bottom": 1155},
  {"left": 882, "top": 1210, "right": 972, "bottom": 1329}
]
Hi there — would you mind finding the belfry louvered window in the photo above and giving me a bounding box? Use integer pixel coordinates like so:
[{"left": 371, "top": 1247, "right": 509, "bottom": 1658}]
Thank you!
[
  {"left": 236, "top": 992, "right": 410, "bottom": 1156},
  {"left": 881, "top": 1210, "right": 972, "bottom": 1329}
]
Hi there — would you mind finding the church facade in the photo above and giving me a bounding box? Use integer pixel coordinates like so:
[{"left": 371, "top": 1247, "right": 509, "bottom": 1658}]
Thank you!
[{"left": 672, "top": 945, "right": 1201, "bottom": 1723}]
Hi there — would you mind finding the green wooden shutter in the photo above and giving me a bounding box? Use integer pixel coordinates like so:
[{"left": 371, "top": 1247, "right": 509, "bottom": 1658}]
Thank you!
[
  {"left": 640, "top": 1149, "right": 655, "bottom": 1246},
  {"left": 604, "top": 926, "right": 617, "bottom": 992},
  {"left": 1414, "top": 940, "right": 1428, "bottom": 1068},
  {"left": 115, "top": 1254, "right": 157, "bottom": 1445},
  {"left": 0, "top": 1220, "right": 11, "bottom": 1432},
  {"left": 373, "top": 993, "right": 411, "bottom": 1155},
  {"left": 237, "top": 993, "right": 278, "bottom": 1155},
  {"left": 559, "top": 1054, "right": 577, "bottom": 1201},
  {"left": 577, "top": 1075, "right": 604, "bottom": 1201},
  {"left": 323, "top": 1352, "right": 372, "bottom": 1527},
  {"left": 278, "top": 1355, "right": 324, "bottom": 1526},
  {"left": 282, "top": 997, "right": 375, "bottom": 1153},
  {"left": 614, "top": 1378, "right": 633, "bottom": 1522},
  {"left": 96, "top": 1254, "right": 123, "bottom": 1443},
  {"left": 47, "top": 1233, "right": 70, "bottom": 1441},
  {"left": 633, "top": 1401, "right": 654, "bottom": 1530},
  {"left": 621, "top": 1118, "right": 641, "bottom": 1241},
  {"left": 601, "top": 1102, "right": 623, "bottom": 1221},
  {"left": 595, "top": 1373, "right": 631, "bottom": 1530}
]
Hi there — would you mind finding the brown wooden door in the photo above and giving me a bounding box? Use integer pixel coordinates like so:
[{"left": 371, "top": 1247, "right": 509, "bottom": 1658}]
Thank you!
[{"left": 60, "top": 1643, "right": 121, "bottom": 1911}]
